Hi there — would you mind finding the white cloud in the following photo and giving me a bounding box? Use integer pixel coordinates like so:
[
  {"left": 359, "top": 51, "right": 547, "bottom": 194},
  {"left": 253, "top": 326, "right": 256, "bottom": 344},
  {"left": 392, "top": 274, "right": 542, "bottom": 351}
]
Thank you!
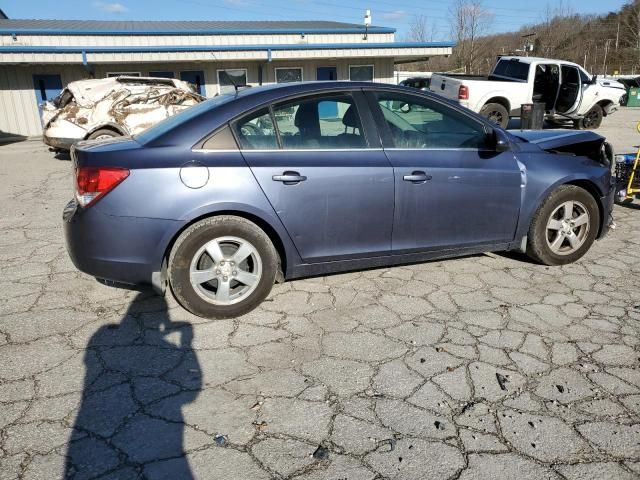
[
  {"left": 93, "top": 2, "right": 129, "bottom": 14},
  {"left": 380, "top": 10, "right": 407, "bottom": 21}
]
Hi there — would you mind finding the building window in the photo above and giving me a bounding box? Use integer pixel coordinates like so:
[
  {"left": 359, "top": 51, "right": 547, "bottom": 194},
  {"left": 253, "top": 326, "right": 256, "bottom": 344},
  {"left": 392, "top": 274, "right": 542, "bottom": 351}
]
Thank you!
[
  {"left": 106, "top": 72, "right": 141, "bottom": 78},
  {"left": 349, "top": 65, "right": 374, "bottom": 82},
  {"left": 275, "top": 67, "right": 303, "bottom": 83},
  {"left": 217, "top": 69, "right": 248, "bottom": 94},
  {"left": 148, "top": 71, "right": 174, "bottom": 79}
]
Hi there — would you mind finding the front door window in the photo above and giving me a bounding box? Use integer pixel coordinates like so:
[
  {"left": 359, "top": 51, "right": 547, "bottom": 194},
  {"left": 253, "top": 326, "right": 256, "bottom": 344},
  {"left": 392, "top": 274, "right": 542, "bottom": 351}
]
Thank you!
[{"left": 376, "top": 96, "right": 487, "bottom": 149}]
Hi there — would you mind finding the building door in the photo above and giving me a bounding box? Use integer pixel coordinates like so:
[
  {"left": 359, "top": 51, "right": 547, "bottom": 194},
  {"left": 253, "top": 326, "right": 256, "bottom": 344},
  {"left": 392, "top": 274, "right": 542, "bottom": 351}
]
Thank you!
[
  {"left": 180, "top": 70, "right": 205, "bottom": 96},
  {"left": 316, "top": 67, "right": 337, "bottom": 81},
  {"left": 316, "top": 67, "right": 338, "bottom": 117},
  {"left": 33, "top": 74, "right": 63, "bottom": 125}
]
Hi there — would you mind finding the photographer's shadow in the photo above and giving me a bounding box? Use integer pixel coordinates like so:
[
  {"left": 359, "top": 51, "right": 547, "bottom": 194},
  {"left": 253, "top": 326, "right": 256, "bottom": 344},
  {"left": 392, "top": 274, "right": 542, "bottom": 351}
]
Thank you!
[{"left": 65, "top": 293, "right": 202, "bottom": 479}]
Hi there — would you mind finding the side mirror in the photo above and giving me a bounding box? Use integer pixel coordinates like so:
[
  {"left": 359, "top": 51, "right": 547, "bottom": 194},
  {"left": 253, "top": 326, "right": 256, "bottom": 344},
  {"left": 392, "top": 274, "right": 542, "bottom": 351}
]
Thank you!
[{"left": 488, "top": 129, "right": 510, "bottom": 152}]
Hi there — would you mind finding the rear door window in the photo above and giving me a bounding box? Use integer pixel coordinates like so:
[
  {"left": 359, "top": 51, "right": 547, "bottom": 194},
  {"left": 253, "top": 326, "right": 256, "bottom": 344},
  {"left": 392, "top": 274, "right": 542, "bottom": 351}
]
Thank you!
[
  {"left": 233, "top": 108, "right": 278, "bottom": 150},
  {"left": 272, "top": 94, "right": 367, "bottom": 149}
]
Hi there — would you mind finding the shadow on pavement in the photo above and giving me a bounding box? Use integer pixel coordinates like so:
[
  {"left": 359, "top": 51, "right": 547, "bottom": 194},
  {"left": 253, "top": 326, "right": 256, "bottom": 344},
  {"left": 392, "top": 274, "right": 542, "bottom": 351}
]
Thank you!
[
  {"left": 54, "top": 149, "right": 71, "bottom": 161},
  {"left": 64, "top": 293, "right": 201, "bottom": 479}
]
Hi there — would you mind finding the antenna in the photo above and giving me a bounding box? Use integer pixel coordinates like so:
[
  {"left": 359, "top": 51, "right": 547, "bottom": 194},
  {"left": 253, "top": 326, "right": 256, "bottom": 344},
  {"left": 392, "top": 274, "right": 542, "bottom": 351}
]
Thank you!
[{"left": 363, "top": 9, "right": 371, "bottom": 40}]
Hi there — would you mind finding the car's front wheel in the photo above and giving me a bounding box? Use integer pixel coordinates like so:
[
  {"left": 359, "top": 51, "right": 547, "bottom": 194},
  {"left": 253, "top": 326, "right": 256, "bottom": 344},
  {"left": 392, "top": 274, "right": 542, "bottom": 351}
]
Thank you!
[
  {"left": 169, "top": 216, "right": 279, "bottom": 319},
  {"left": 576, "top": 104, "right": 603, "bottom": 130},
  {"left": 526, "top": 185, "right": 600, "bottom": 265}
]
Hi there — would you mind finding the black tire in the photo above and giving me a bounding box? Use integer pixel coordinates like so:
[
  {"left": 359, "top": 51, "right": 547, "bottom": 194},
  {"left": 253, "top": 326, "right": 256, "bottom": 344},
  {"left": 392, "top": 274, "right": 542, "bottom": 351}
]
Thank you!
[
  {"left": 577, "top": 104, "right": 603, "bottom": 130},
  {"left": 526, "top": 185, "right": 600, "bottom": 266},
  {"left": 87, "top": 128, "right": 121, "bottom": 141},
  {"left": 168, "top": 216, "right": 279, "bottom": 319},
  {"left": 480, "top": 103, "right": 509, "bottom": 129}
]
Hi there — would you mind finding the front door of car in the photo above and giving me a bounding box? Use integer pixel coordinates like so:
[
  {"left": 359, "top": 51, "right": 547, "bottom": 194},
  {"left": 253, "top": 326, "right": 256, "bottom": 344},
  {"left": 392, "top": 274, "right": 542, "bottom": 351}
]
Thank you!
[
  {"left": 366, "top": 90, "right": 522, "bottom": 253},
  {"left": 236, "top": 91, "right": 394, "bottom": 263},
  {"left": 555, "top": 65, "right": 583, "bottom": 114}
]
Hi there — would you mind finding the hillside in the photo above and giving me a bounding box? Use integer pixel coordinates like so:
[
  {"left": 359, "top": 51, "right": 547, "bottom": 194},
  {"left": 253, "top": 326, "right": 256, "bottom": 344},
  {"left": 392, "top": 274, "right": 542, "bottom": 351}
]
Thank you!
[{"left": 413, "top": 0, "right": 639, "bottom": 76}]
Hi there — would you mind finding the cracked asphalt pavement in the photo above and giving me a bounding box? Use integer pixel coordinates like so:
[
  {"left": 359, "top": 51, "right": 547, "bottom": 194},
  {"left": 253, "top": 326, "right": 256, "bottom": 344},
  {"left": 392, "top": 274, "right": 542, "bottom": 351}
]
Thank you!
[{"left": 1, "top": 111, "right": 640, "bottom": 479}]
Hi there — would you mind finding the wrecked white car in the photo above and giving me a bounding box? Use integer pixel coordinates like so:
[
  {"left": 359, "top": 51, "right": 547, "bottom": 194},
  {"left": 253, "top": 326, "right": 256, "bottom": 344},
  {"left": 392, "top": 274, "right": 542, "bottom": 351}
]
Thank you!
[{"left": 41, "top": 76, "right": 203, "bottom": 150}]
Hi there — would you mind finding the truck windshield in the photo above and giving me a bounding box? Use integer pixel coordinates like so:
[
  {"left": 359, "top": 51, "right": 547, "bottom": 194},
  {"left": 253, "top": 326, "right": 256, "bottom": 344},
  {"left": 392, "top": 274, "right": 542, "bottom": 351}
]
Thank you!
[{"left": 492, "top": 60, "right": 530, "bottom": 81}]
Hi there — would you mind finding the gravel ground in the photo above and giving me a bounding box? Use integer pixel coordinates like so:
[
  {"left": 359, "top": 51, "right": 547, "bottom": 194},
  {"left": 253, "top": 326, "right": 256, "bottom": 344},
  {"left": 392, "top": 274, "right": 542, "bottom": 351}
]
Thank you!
[{"left": 1, "top": 108, "right": 639, "bottom": 480}]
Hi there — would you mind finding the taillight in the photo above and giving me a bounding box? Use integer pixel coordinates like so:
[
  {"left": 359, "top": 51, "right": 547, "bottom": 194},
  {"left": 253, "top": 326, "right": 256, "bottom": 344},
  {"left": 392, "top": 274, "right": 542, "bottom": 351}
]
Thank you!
[
  {"left": 75, "top": 167, "right": 129, "bottom": 207},
  {"left": 458, "top": 85, "right": 469, "bottom": 100}
]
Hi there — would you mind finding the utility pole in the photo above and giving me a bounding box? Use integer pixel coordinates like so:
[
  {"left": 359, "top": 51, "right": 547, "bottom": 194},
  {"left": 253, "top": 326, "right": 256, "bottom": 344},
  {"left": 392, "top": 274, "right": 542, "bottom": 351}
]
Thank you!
[
  {"left": 521, "top": 32, "right": 536, "bottom": 56},
  {"left": 603, "top": 39, "right": 611, "bottom": 76},
  {"left": 615, "top": 20, "right": 620, "bottom": 51}
]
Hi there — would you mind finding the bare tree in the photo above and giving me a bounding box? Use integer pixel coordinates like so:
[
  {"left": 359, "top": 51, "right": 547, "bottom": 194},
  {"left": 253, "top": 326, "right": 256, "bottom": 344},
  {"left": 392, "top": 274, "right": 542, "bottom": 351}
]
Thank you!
[
  {"left": 449, "top": 0, "right": 494, "bottom": 73},
  {"left": 408, "top": 14, "right": 429, "bottom": 42},
  {"left": 621, "top": 0, "right": 640, "bottom": 68}
]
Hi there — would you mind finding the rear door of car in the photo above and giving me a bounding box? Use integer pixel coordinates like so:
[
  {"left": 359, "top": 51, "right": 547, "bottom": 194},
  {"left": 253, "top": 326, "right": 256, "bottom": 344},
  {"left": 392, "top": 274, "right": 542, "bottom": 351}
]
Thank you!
[
  {"left": 365, "top": 89, "right": 522, "bottom": 253},
  {"left": 236, "top": 90, "right": 394, "bottom": 263}
]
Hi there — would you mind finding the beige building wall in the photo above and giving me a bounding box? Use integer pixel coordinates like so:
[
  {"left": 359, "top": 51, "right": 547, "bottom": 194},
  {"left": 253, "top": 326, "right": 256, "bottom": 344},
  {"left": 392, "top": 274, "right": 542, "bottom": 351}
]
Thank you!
[{"left": 0, "top": 57, "right": 395, "bottom": 137}]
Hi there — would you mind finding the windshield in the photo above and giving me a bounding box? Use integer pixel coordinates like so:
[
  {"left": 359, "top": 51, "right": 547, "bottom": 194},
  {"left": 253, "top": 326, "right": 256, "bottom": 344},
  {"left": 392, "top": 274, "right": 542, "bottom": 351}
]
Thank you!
[
  {"left": 135, "top": 94, "right": 234, "bottom": 144},
  {"left": 492, "top": 60, "right": 530, "bottom": 81}
]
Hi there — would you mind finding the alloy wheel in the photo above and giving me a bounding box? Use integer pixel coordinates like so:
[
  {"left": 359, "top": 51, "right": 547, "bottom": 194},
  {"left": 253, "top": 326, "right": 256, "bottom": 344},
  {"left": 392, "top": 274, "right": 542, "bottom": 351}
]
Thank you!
[
  {"left": 189, "top": 236, "right": 262, "bottom": 305},
  {"left": 545, "top": 200, "right": 590, "bottom": 255}
]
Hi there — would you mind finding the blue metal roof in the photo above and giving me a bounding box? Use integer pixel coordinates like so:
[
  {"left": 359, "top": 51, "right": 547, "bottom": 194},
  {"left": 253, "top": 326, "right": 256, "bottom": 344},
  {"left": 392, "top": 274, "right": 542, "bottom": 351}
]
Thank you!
[
  {"left": 0, "top": 19, "right": 396, "bottom": 35},
  {"left": 0, "top": 41, "right": 455, "bottom": 54}
]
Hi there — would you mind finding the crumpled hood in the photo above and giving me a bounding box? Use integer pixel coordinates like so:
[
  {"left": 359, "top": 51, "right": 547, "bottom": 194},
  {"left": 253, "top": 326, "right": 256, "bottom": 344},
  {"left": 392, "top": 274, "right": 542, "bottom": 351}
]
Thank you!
[
  {"left": 511, "top": 129, "right": 611, "bottom": 166},
  {"left": 511, "top": 130, "right": 604, "bottom": 150}
]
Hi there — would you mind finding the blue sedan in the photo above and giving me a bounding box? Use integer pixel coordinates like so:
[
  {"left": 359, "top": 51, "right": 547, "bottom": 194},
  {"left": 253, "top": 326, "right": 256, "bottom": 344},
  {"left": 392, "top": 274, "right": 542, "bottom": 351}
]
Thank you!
[{"left": 64, "top": 81, "right": 615, "bottom": 318}]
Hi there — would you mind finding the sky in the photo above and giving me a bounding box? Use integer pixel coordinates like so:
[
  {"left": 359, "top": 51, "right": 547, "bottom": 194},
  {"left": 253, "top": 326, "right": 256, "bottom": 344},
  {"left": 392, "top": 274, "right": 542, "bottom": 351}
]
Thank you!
[{"left": 0, "top": 0, "right": 630, "bottom": 39}]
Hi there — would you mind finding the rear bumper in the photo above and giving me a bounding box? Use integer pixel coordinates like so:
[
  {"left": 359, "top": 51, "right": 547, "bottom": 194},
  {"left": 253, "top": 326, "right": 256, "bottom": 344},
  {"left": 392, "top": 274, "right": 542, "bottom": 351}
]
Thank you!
[{"left": 63, "top": 199, "right": 183, "bottom": 287}]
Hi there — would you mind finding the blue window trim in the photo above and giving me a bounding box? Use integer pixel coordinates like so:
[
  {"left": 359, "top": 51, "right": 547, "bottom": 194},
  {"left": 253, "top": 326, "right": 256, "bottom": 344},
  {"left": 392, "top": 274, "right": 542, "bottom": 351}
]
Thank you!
[
  {"left": 0, "top": 41, "right": 455, "bottom": 54},
  {"left": 0, "top": 27, "right": 396, "bottom": 36}
]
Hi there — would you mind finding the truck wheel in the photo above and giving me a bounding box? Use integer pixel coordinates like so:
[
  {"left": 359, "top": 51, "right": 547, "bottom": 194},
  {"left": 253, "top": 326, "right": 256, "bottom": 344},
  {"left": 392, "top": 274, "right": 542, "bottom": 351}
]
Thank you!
[
  {"left": 168, "top": 216, "right": 279, "bottom": 319},
  {"left": 577, "top": 105, "right": 603, "bottom": 130},
  {"left": 87, "top": 129, "right": 122, "bottom": 141},
  {"left": 480, "top": 103, "right": 509, "bottom": 129},
  {"left": 526, "top": 185, "right": 599, "bottom": 266}
]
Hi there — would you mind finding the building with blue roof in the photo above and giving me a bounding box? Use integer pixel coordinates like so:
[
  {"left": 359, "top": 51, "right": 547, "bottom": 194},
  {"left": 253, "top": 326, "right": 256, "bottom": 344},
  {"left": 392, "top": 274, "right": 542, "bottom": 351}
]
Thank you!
[{"left": 0, "top": 18, "right": 452, "bottom": 136}]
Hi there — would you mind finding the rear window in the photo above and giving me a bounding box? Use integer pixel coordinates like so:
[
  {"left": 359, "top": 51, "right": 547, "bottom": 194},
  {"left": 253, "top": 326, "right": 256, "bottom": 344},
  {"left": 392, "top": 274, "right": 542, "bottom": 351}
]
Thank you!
[
  {"left": 134, "top": 94, "right": 234, "bottom": 144},
  {"left": 492, "top": 60, "right": 530, "bottom": 81}
]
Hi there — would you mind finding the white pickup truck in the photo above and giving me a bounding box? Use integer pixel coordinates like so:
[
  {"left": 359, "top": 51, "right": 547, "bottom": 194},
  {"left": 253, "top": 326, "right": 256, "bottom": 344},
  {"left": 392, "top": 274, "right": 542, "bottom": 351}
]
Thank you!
[{"left": 429, "top": 56, "right": 626, "bottom": 129}]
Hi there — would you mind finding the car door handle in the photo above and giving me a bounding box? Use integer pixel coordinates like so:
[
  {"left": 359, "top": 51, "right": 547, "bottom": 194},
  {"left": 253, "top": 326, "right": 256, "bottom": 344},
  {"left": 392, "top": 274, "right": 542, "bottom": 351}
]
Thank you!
[
  {"left": 403, "top": 171, "right": 432, "bottom": 183},
  {"left": 272, "top": 172, "right": 307, "bottom": 184}
]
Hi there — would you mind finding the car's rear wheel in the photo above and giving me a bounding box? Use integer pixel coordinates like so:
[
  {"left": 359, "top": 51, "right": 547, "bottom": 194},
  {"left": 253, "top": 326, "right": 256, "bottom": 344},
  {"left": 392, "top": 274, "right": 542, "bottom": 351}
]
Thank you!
[
  {"left": 169, "top": 216, "right": 279, "bottom": 319},
  {"left": 480, "top": 103, "right": 509, "bottom": 129},
  {"left": 87, "top": 129, "right": 122, "bottom": 141},
  {"left": 526, "top": 185, "right": 599, "bottom": 266}
]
